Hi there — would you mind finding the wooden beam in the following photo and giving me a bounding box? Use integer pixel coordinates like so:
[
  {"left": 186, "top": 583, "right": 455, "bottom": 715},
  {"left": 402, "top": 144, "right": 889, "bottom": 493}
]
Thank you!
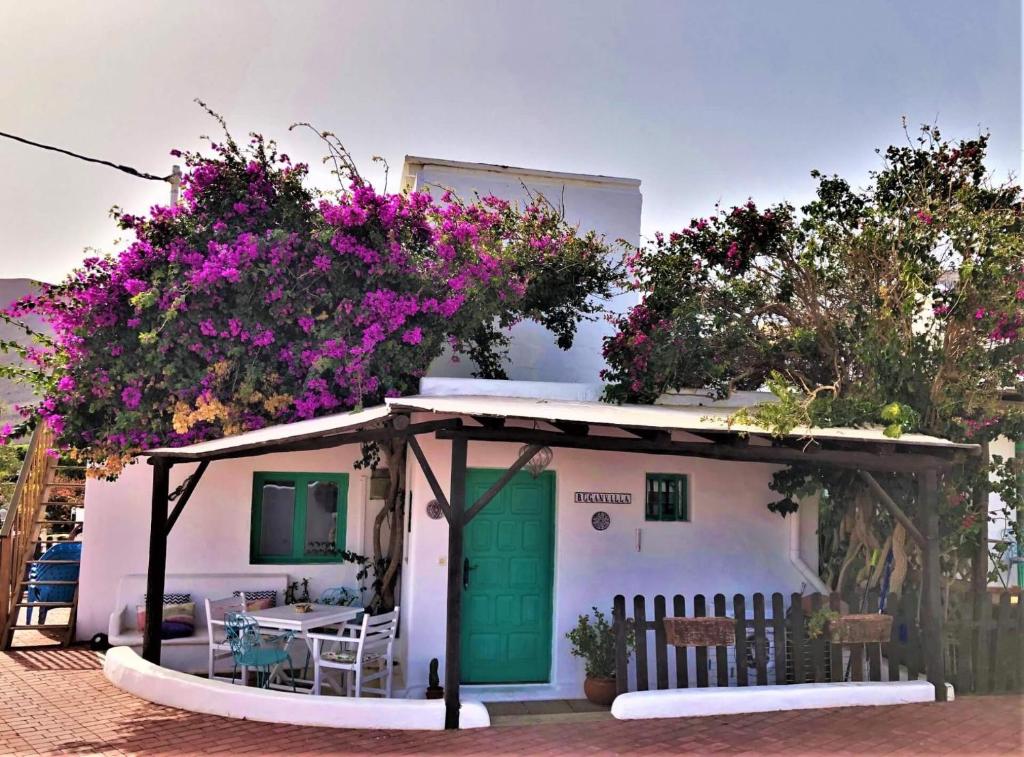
[
  {"left": 142, "top": 458, "right": 171, "bottom": 664},
  {"left": 471, "top": 415, "right": 505, "bottom": 430},
  {"left": 918, "top": 469, "right": 947, "bottom": 701},
  {"left": 464, "top": 444, "right": 543, "bottom": 524},
  {"left": 407, "top": 436, "right": 451, "bottom": 522},
  {"left": 857, "top": 471, "right": 926, "bottom": 548},
  {"left": 149, "top": 418, "right": 462, "bottom": 463},
  {"left": 624, "top": 428, "right": 671, "bottom": 443},
  {"left": 436, "top": 427, "right": 952, "bottom": 474},
  {"left": 550, "top": 420, "right": 589, "bottom": 437},
  {"left": 444, "top": 437, "right": 467, "bottom": 730},
  {"left": 164, "top": 461, "right": 209, "bottom": 536}
]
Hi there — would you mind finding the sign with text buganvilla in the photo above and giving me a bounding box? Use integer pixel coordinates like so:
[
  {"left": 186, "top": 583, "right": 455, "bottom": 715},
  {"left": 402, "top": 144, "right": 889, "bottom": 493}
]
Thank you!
[{"left": 574, "top": 491, "right": 632, "bottom": 505}]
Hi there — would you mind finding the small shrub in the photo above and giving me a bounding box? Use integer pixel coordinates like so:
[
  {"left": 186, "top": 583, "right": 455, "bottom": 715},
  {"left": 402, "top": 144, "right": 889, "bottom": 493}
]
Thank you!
[{"left": 566, "top": 606, "right": 633, "bottom": 679}]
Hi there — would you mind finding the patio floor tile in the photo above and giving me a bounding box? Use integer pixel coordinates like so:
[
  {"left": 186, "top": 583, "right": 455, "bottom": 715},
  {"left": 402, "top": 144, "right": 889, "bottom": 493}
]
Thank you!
[{"left": 0, "top": 647, "right": 1020, "bottom": 755}]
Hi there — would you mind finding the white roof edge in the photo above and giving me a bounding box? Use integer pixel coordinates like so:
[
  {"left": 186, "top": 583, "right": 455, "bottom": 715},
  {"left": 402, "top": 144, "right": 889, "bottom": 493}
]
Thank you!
[
  {"left": 145, "top": 392, "right": 979, "bottom": 460},
  {"left": 402, "top": 155, "right": 641, "bottom": 188},
  {"left": 386, "top": 394, "right": 978, "bottom": 451},
  {"left": 145, "top": 404, "right": 392, "bottom": 458}
]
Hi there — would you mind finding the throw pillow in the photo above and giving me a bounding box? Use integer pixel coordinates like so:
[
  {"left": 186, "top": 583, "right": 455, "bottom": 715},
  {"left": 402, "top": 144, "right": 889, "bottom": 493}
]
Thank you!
[
  {"left": 233, "top": 589, "right": 278, "bottom": 610},
  {"left": 161, "top": 602, "right": 196, "bottom": 639},
  {"left": 136, "top": 601, "right": 196, "bottom": 639}
]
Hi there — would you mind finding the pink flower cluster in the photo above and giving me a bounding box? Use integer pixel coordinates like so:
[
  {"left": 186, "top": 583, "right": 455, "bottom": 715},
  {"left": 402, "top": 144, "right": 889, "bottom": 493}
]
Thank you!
[{"left": 3, "top": 139, "right": 590, "bottom": 460}]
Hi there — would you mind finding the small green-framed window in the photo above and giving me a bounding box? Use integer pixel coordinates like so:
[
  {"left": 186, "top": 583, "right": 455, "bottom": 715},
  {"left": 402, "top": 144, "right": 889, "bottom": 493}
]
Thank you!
[
  {"left": 250, "top": 472, "right": 349, "bottom": 564},
  {"left": 645, "top": 473, "right": 689, "bottom": 522}
]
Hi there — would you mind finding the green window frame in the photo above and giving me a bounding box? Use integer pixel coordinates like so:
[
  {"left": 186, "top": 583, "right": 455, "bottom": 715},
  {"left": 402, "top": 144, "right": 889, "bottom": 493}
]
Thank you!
[
  {"left": 250, "top": 472, "right": 349, "bottom": 564},
  {"left": 645, "top": 473, "right": 689, "bottom": 522}
]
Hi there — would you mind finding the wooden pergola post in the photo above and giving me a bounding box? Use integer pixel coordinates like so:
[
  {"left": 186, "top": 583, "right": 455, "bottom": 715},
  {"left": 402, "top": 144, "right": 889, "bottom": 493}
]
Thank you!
[
  {"left": 971, "top": 441, "right": 990, "bottom": 593},
  {"left": 918, "top": 468, "right": 947, "bottom": 701},
  {"left": 444, "top": 437, "right": 467, "bottom": 730},
  {"left": 142, "top": 458, "right": 171, "bottom": 664}
]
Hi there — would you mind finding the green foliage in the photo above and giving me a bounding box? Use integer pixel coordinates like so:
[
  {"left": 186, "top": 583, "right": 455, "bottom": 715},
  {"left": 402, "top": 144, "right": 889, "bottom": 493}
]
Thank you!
[
  {"left": 2, "top": 115, "right": 620, "bottom": 476},
  {"left": 0, "top": 442, "right": 26, "bottom": 511},
  {"left": 604, "top": 124, "right": 1024, "bottom": 583},
  {"left": 565, "top": 606, "right": 632, "bottom": 679},
  {"left": 806, "top": 608, "right": 840, "bottom": 640}
]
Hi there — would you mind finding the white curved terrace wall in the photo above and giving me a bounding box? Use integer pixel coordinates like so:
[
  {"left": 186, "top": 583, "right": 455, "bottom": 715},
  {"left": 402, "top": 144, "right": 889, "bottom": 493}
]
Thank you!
[
  {"left": 611, "top": 680, "right": 936, "bottom": 720},
  {"left": 103, "top": 646, "right": 489, "bottom": 730}
]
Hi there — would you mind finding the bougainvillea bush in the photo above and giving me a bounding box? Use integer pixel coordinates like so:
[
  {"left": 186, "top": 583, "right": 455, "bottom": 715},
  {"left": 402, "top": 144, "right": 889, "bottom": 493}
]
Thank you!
[
  {"left": 3, "top": 125, "right": 618, "bottom": 478},
  {"left": 603, "top": 125, "right": 1023, "bottom": 590}
]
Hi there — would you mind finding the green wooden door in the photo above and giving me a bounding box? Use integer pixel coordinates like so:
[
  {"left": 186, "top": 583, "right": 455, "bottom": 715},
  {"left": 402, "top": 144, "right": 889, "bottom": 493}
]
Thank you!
[{"left": 461, "top": 468, "right": 555, "bottom": 684}]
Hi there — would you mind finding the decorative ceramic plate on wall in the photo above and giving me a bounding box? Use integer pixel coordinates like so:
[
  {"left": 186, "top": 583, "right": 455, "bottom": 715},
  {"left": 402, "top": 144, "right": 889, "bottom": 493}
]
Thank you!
[{"left": 591, "top": 511, "right": 611, "bottom": 531}]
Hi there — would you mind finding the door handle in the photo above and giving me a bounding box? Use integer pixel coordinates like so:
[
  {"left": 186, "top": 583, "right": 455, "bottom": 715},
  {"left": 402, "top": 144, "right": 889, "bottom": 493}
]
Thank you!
[{"left": 463, "top": 557, "right": 474, "bottom": 589}]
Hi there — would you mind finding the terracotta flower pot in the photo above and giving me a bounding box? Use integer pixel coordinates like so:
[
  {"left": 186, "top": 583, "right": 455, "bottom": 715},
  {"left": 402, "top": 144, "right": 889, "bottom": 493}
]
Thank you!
[{"left": 583, "top": 676, "right": 618, "bottom": 706}]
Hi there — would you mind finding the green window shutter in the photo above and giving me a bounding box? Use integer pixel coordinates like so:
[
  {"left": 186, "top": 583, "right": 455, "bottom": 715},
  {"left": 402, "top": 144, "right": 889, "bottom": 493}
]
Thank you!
[
  {"left": 250, "top": 472, "right": 349, "bottom": 564},
  {"left": 645, "top": 473, "right": 689, "bottom": 522}
]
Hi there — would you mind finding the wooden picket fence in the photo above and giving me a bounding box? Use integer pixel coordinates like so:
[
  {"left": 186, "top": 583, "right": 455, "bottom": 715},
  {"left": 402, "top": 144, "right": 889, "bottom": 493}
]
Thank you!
[
  {"left": 612, "top": 590, "right": 929, "bottom": 694},
  {"left": 945, "top": 591, "right": 1024, "bottom": 695}
]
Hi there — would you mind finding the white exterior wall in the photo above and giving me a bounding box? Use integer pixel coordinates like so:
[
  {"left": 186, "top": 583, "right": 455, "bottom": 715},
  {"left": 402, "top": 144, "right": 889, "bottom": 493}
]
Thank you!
[
  {"left": 400, "top": 420, "right": 819, "bottom": 699},
  {"left": 77, "top": 447, "right": 375, "bottom": 642},
  {"left": 79, "top": 419, "right": 819, "bottom": 698},
  {"left": 402, "top": 157, "right": 642, "bottom": 385},
  {"left": 988, "top": 436, "right": 1021, "bottom": 588}
]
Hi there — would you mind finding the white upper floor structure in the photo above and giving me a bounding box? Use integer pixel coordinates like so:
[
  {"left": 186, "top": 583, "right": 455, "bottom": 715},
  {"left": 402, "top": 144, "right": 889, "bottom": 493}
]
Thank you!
[{"left": 401, "top": 156, "right": 642, "bottom": 385}]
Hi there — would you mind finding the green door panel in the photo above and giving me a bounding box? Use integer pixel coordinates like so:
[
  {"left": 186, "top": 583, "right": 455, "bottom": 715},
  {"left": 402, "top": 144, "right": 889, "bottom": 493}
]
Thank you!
[{"left": 461, "top": 469, "right": 555, "bottom": 684}]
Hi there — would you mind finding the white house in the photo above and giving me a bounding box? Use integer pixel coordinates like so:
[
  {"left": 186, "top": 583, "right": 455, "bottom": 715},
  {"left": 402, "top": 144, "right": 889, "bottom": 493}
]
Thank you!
[{"left": 73, "top": 156, "right": 977, "bottom": 725}]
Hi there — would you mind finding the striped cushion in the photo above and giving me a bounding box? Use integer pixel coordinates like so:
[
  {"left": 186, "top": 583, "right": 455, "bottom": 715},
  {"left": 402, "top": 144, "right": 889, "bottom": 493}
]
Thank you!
[
  {"left": 233, "top": 590, "right": 277, "bottom": 610},
  {"left": 143, "top": 592, "right": 192, "bottom": 605}
]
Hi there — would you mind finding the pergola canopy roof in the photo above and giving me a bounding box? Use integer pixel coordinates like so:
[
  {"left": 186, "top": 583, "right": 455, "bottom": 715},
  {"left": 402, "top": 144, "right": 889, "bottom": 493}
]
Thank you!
[
  {"left": 145, "top": 393, "right": 978, "bottom": 463},
  {"left": 387, "top": 394, "right": 977, "bottom": 450}
]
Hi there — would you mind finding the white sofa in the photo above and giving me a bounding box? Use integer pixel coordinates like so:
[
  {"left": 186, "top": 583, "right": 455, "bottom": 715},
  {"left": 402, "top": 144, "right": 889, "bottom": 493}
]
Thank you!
[{"left": 108, "top": 573, "right": 289, "bottom": 674}]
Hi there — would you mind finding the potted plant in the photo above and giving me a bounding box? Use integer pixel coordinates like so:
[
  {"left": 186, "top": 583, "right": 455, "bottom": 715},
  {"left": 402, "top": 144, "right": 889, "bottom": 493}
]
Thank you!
[{"left": 566, "top": 607, "right": 632, "bottom": 705}]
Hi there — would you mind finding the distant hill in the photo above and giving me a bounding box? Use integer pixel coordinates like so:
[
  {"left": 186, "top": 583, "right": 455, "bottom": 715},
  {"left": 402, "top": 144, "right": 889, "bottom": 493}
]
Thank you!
[{"left": 0, "top": 278, "right": 50, "bottom": 427}]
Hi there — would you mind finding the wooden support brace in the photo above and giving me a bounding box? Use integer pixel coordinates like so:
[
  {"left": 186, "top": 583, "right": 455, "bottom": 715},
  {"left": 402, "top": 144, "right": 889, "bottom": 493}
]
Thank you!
[
  {"left": 407, "top": 436, "right": 451, "bottom": 522},
  {"left": 857, "top": 471, "right": 926, "bottom": 548},
  {"left": 464, "top": 444, "right": 543, "bottom": 524},
  {"left": 165, "top": 461, "right": 209, "bottom": 536}
]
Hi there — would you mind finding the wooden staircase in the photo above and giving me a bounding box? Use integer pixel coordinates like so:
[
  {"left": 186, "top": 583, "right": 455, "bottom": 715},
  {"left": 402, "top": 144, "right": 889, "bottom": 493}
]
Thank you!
[{"left": 0, "top": 424, "right": 85, "bottom": 650}]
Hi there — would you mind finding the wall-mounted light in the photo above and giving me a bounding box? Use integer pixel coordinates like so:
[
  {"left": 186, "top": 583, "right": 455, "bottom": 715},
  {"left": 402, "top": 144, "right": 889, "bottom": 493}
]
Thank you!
[{"left": 521, "top": 444, "right": 553, "bottom": 478}]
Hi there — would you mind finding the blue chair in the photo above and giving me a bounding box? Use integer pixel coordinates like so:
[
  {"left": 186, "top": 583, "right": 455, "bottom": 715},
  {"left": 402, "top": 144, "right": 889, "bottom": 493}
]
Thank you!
[
  {"left": 27, "top": 541, "right": 82, "bottom": 624},
  {"left": 223, "top": 613, "right": 296, "bottom": 690}
]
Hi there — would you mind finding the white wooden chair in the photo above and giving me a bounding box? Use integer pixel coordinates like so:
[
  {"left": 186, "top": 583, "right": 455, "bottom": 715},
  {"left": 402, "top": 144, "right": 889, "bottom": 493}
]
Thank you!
[
  {"left": 309, "top": 607, "right": 399, "bottom": 698},
  {"left": 205, "top": 595, "right": 245, "bottom": 682}
]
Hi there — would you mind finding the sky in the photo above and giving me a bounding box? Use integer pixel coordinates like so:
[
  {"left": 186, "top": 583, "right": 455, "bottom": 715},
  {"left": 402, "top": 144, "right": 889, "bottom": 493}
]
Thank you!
[{"left": 0, "top": 0, "right": 1020, "bottom": 284}]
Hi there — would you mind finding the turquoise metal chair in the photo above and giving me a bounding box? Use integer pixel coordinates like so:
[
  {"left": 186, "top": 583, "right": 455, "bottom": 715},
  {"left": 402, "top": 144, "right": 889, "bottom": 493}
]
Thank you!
[{"left": 223, "top": 613, "right": 296, "bottom": 690}]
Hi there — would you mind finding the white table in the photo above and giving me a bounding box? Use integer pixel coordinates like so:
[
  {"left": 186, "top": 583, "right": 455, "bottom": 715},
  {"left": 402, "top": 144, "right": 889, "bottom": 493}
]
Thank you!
[{"left": 245, "top": 603, "right": 363, "bottom": 692}]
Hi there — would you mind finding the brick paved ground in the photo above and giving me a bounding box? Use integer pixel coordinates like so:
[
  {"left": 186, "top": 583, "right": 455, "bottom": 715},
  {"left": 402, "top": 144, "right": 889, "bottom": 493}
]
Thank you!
[{"left": 1, "top": 649, "right": 1021, "bottom": 756}]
